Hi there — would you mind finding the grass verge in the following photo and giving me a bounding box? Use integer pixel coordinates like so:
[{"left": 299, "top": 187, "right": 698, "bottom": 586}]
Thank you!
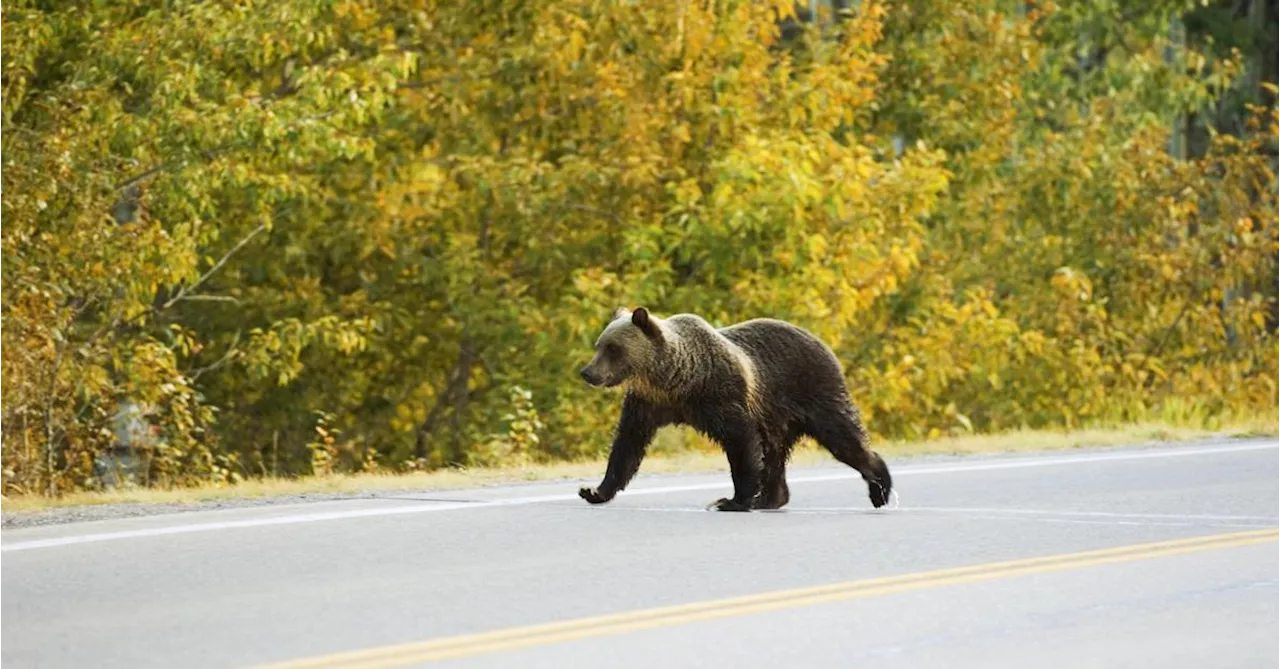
[{"left": 2, "top": 417, "right": 1275, "bottom": 514}]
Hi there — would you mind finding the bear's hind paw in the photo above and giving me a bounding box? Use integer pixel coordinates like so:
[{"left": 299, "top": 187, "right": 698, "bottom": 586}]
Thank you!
[{"left": 868, "top": 481, "right": 891, "bottom": 508}]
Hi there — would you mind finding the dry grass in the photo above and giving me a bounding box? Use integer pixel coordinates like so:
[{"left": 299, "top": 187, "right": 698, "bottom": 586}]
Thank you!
[{"left": 3, "top": 416, "right": 1274, "bottom": 514}]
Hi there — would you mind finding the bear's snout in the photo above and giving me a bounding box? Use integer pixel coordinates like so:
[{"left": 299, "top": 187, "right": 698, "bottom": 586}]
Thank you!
[{"left": 581, "top": 366, "right": 618, "bottom": 388}]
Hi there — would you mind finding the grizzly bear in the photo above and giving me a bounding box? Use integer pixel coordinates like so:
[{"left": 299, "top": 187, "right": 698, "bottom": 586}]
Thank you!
[{"left": 578, "top": 307, "right": 892, "bottom": 511}]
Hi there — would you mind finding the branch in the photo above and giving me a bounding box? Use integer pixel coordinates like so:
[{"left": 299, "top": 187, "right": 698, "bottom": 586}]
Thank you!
[
  {"left": 190, "top": 331, "right": 242, "bottom": 382},
  {"left": 77, "top": 213, "right": 280, "bottom": 351},
  {"left": 163, "top": 223, "right": 267, "bottom": 309},
  {"left": 112, "top": 105, "right": 333, "bottom": 193},
  {"left": 414, "top": 349, "right": 470, "bottom": 461},
  {"left": 170, "top": 294, "right": 241, "bottom": 305},
  {"left": 1136, "top": 265, "right": 1207, "bottom": 387},
  {"left": 552, "top": 203, "right": 624, "bottom": 224},
  {"left": 115, "top": 161, "right": 178, "bottom": 192},
  {"left": 1146, "top": 297, "right": 1196, "bottom": 359},
  {"left": 396, "top": 69, "right": 502, "bottom": 91},
  {"left": 114, "top": 139, "right": 253, "bottom": 192},
  {"left": 42, "top": 342, "right": 67, "bottom": 496}
]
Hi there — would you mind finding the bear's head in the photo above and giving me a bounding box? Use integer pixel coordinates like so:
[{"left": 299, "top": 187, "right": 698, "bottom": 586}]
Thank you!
[{"left": 580, "top": 307, "right": 665, "bottom": 388}]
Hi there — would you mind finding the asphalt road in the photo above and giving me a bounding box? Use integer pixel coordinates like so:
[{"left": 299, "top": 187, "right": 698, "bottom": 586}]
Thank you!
[{"left": 3, "top": 438, "right": 1277, "bottom": 669}]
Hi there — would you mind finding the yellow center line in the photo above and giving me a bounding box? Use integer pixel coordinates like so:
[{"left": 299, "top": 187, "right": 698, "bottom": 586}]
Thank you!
[{"left": 252, "top": 528, "right": 1278, "bottom": 669}]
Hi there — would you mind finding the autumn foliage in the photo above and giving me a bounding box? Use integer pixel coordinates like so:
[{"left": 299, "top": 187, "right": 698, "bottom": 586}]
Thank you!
[{"left": 2, "top": 0, "right": 1276, "bottom": 494}]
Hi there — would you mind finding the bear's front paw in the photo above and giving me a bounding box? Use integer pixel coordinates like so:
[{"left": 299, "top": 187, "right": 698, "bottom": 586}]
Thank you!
[
  {"left": 708, "top": 497, "right": 752, "bottom": 512},
  {"left": 578, "top": 486, "right": 612, "bottom": 505}
]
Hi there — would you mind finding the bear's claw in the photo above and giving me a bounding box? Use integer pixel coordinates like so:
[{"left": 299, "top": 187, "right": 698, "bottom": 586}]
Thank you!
[
  {"left": 709, "top": 497, "right": 752, "bottom": 512},
  {"left": 578, "top": 486, "right": 611, "bottom": 504},
  {"left": 868, "top": 481, "right": 891, "bottom": 508}
]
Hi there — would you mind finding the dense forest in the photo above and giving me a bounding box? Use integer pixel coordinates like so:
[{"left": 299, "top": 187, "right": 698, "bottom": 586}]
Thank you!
[{"left": 2, "top": 0, "right": 1276, "bottom": 494}]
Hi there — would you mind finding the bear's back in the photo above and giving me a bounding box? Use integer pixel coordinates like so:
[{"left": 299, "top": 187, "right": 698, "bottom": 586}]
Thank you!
[
  {"left": 657, "top": 314, "right": 849, "bottom": 413},
  {"left": 717, "top": 318, "right": 849, "bottom": 406},
  {"left": 717, "top": 319, "right": 837, "bottom": 367}
]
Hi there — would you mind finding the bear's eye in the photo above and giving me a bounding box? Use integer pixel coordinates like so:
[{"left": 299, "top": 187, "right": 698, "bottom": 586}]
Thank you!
[{"left": 603, "top": 343, "right": 621, "bottom": 358}]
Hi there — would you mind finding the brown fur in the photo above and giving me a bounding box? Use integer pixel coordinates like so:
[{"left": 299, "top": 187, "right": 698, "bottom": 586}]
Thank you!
[{"left": 579, "top": 307, "right": 893, "bottom": 511}]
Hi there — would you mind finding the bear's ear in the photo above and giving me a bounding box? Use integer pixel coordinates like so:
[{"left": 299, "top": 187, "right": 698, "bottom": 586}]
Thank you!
[
  {"left": 631, "top": 307, "right": 660, "bottom": 338},
  {"left": 612, "top": 307, "right": 630, "bottom": 321}
]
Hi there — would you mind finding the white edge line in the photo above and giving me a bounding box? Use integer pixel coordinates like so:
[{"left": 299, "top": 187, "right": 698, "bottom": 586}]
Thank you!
[{"left": 3, "top": 441, "right": 1275, "bottom": 553}]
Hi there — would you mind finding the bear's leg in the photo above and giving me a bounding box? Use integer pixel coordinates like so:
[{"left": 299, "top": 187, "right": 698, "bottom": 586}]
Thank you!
[
  {"left": 806, "top": 409, "right": 893, "bottom": 508},
  {"left": 716, "top": 443, "right": 763, "bottom": 511},
  {"left": 754, "top": 448, "right": 790, "bottom": 510},
  {"left": 755, "top": 468, "right": 789, "bottom": 509},
  {"left": 579, "top": 394, "right": 671, "bottom": 505},
  {"left": 698, "top": 412, "right": 763, "bottom": 512}
]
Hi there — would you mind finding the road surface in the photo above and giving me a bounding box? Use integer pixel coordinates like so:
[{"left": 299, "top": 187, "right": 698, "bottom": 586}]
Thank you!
[{"left": 3, "top": 438, "right": 1277, "bottom": 669}]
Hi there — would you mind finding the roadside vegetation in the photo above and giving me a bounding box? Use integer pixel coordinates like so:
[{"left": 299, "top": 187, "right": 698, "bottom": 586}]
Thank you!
[{"left": 2, "top": 0, "right": 1276, "bottom": 498}]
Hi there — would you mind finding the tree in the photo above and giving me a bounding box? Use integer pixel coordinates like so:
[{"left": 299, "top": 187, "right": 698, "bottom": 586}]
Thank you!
[{"left": 3, "top": 0, "right": 1274, "bottom": 493}]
